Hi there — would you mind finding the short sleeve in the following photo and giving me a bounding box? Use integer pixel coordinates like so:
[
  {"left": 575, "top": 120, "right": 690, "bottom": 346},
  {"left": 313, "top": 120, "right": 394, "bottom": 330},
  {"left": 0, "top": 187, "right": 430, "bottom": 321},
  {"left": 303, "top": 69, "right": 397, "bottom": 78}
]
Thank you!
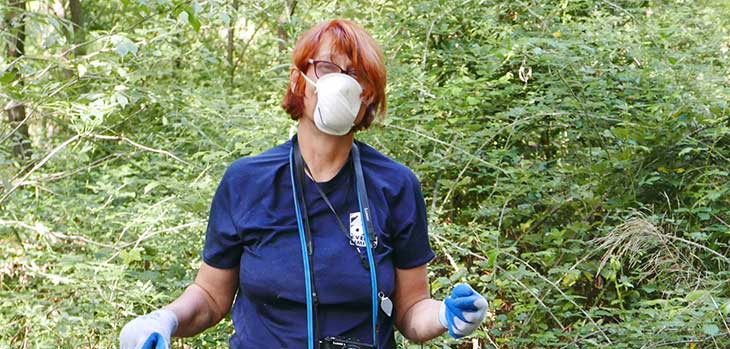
[
  {"left": 390, "top": 171, "right": 435, "bottom": 269},
  {"left": 202, "top": 165, "right": 244, "bottom": 269}
]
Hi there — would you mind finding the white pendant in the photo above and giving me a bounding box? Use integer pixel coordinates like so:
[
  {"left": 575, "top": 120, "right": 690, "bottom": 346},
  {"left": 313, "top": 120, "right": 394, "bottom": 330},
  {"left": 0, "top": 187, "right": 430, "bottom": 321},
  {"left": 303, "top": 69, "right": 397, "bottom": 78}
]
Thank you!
[{"left": 380, "top": 294, "right": 393, "bottom": 317}]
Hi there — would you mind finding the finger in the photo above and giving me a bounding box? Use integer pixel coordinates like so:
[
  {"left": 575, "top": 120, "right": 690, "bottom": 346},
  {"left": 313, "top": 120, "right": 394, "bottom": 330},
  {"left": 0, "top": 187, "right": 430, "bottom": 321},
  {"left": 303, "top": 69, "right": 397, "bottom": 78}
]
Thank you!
[
  {"left": 453, "top": 316, "right": 477, "bottom": 336},
  {"left": 474, "top": 295, "right": 488, "bottom": 310},
  {"left": 462, "top": 308, "right": 486, "bottom": 323},
  {"left": 451, "top": 284, "right": 475, "bottom": 298},
  {"left": 445, "top": 300, "right": 475, "bottom": 323},
  {"left": 448, "top": 294, "right": 480, "bottom": 311},
  {"left": 446, "top": 314, "right": 464, "bottom": 339}
]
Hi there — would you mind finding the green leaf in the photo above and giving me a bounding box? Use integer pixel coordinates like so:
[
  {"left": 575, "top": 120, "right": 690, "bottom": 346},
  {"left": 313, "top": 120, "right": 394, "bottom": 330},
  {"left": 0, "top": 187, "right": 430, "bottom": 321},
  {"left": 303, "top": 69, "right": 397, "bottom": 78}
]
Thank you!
[
  {"left": 0, "top": 71, "right": 16, "bottom": 84},
  {"left": 678, "top": 147, "right": 695, "bottom": 157},
  {"left": 702, "top": 324, "right": 720, "bottom": 336},
  {"left": 686, "top": 290, "right": 708, "bottom": 302},
  {"left": 112, "top": 35, "right": 138, "bottom": 58},
  {"left": 77, "top": 64, "right": 87, "bottom": 78},
  {"left": 184, "top": 7, "right": 201, "bottom": 32},
  {"left": 143, "top": 182, "right": 160, "bottom": 195},
  {"left": 112, "top": 92, "right": 128, "bottom": 108},
  {"left": 120, "top": 248, "right": 142, "bottom": 265}
]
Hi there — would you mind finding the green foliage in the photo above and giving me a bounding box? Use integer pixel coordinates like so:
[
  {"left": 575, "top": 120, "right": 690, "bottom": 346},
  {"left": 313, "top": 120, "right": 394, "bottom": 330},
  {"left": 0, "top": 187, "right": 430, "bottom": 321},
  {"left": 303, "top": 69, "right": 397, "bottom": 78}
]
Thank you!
[{"left": 1, "top": 0, "right": 729, "bottom": 348}]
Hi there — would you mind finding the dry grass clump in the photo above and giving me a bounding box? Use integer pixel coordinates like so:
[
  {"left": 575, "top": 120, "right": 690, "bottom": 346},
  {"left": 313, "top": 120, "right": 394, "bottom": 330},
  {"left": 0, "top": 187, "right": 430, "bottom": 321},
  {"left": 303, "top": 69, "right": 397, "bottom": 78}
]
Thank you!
[{"left": 593, "top": 212, "right": 716, "bottom": 285}]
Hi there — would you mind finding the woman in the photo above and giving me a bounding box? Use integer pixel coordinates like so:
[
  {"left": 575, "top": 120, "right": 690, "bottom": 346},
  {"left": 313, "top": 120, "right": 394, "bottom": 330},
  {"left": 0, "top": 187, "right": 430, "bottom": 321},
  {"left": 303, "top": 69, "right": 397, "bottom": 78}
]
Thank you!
[{"left": 120, "top": 19, "right": 487, "bottom": 349}]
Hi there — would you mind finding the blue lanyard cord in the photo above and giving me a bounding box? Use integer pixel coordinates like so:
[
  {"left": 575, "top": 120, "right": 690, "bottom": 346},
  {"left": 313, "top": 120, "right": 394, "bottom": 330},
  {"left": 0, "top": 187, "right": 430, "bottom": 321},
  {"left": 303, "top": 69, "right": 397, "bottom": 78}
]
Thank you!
[
  {"left": 289, "top": 147, "right": 315, "bottom": 349},
  {"left": 290, "top": 140, "right": 379, "bottom": 349},
  {"left": 352, "top": 143, "right": 380, "bottom": 348}
]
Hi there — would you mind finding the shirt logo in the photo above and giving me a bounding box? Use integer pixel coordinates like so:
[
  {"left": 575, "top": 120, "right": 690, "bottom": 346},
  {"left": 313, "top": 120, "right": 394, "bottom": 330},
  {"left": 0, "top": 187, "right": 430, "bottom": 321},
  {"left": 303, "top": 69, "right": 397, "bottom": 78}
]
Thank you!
[{"left": 349, "top": 212, "right": 377, "bottom": 248}]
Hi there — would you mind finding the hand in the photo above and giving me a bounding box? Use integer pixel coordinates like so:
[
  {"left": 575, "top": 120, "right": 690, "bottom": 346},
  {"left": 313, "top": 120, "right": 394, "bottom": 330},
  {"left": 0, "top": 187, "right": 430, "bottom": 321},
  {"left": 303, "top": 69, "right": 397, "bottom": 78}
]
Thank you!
[
  {"left": 120, "top": 309, "right": 178, "bottom": 349},
  {"left": 438, "top": 283, "right": 488, "bottom": 339}
]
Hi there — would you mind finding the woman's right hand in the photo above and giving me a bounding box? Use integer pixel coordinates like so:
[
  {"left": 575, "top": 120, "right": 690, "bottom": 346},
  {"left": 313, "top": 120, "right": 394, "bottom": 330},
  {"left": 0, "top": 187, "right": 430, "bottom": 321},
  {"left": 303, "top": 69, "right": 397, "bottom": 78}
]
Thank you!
[
  {"left": 119, "top": 262, "right": 238, "bottom": 348},
  {"left": 119, "top": 309, "right": 178, "bottom": 349}
]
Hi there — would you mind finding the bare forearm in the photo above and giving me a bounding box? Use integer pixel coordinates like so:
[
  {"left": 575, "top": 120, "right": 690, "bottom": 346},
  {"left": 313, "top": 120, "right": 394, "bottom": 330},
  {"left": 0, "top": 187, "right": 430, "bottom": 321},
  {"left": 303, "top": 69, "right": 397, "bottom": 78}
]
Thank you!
[
  {"left": 397, "top": 298, "right": 445, "bottom": 342},
  {"left": 166, "top": 282, "right": 226, "bottom": 337}
]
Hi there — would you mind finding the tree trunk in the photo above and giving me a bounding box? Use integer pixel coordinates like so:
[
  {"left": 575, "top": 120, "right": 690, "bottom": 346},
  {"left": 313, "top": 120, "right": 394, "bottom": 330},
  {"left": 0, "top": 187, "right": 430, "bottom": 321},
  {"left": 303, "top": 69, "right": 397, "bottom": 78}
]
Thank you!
[
  {"left": 277, "top": 0, "right": 297, "bottom": 52},
  {"left": 52, "top": 0, "right": 74, "bottom": 79},
  {"left": 227, "top": 0, "right": 239, "bottom": 85},
  {"left": 4, "top": 0, "right": 31, "bottom": 159},
  {"left": 69, "top": 0, "right": 84, "bottom": 57}
]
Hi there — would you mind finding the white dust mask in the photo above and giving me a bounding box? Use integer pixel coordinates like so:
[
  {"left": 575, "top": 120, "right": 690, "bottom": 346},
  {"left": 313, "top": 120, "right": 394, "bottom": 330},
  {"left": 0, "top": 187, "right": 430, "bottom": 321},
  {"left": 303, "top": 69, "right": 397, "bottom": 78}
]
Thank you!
[{"left": 301, "top": 72, "right": 363, "bottom": 136}]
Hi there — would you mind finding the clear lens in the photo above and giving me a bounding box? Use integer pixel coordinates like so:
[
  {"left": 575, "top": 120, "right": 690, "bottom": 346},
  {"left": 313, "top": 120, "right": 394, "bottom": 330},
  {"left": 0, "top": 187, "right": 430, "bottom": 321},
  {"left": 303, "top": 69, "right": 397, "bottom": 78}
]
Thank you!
[{"left": 315, "top": 61, "right": 342, "bottom": 78}]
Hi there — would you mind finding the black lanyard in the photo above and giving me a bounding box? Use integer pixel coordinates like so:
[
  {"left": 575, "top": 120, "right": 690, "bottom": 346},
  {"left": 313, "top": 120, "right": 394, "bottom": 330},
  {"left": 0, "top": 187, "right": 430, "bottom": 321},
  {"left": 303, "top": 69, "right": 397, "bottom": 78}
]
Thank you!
[
  {"left": 302, "top": 159, "right": 373, "bottom": 270},
  {"left": 289, "top": 138, "right": 380, "bottom": 348}
]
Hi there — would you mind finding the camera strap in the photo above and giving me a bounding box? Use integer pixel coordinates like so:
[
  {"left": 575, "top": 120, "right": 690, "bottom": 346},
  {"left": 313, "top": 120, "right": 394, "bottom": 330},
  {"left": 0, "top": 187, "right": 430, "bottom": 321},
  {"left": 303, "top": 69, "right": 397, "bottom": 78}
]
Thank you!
[
  {"left": 289, "top": 138, "right": 380, "bottom": 349},
  {"left": 351, "top": 142, "right": 381, "bottom": 347}
]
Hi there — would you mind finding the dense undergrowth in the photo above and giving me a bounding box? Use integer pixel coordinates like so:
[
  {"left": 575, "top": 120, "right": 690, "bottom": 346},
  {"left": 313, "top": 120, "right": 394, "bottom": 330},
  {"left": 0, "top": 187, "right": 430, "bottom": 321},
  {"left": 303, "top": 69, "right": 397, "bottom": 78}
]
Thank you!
[{"left": 1, "top": 0, "right": 729, "bottom": 348}]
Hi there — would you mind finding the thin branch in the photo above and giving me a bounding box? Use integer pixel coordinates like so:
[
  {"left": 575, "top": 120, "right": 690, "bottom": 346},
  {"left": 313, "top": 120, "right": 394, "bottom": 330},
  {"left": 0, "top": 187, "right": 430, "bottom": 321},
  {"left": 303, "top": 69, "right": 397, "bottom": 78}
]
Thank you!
[
  {"left": 431, "top": 133, "right": 459, "bottom": 215},
  {"left": 440, "top": 243, "right": 459, "bottom": 274},
  {"left": 484, "top": 334, "right": 499, "bottom": 349},
  {"left": 438, "top": 112, "right": 545, "bottom": 213},
  {"left": 89, "top": 134, "right": 193, "bottom": 167},
  {"left": 506, "top": 253, "right": 613, "bottom": 344},
  {"left": 0, "top": 133, "right": 81, "bottom": 205},
  {"left": 17, "top": 153, "right": 123, "bottom": 186},
  {"left": 0, "top": 79, "right": 79, "bottom": 145},
  {"left": 431, "top": 232, "right": 566, "bottom": 331},
  {"left": 59, "top": 2, "right": 184, "bottom": 57},
  {"left": 2, "top": 133, "right": 194, "bottom": 204},
  {"left": 660, "top": 233, "right": 730, "bottom": 265},
  {"left": 710, "top": 296, "right": 730, "bottom": 336},
  {"left": 232, "top": 22, "right": 264, "bottom": 76},
  {"left": 113, "top": 196, "right": 177, "bottom": 246},
  {"left": 105, "top": 220, "right": 205, "bottom": 263},
  {"left": 0, "top": 220, "right": 117, "bottom": 249},
  {"left": 509, "top": 270, "right": 566, "bottom": 330},
  {"left": 493, "top": 197, "right": 510, "bottom": 279},
  {"left": 523, "top": 197, "right": 573, "bottom": 236},
  {"left": 712, "top": 214, "right": 730, "bottom": 229},
  {"left": 602, "top": 0, "right": 636, "bottom": 21},
  {"left": 641, "top": 334, "right": 730, "bottom": 349},
  {"left": 48, "top": 153, "right": 122, "bottom": 180},
  {"left": 385, "top": 124, "right": 510, "bottom": 175},
  {"left": 690, "top": 137, "right": 730, "bottom": 163},
  {"left": 432, "top": 231, "right": 612, "bottom": 344},
  {"left": 421, "top": 17, "right": 436, "bottom": 70},
  {"left": 645, "top": 281, "right": 728, "bottom": 346}
]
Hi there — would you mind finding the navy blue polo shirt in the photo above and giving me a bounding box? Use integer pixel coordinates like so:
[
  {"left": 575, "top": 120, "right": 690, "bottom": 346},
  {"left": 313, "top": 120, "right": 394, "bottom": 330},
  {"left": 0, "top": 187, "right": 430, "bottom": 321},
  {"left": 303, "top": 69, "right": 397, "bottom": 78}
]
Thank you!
[{"left": 202, "top": 136, "right": 435, "bottom": 348}]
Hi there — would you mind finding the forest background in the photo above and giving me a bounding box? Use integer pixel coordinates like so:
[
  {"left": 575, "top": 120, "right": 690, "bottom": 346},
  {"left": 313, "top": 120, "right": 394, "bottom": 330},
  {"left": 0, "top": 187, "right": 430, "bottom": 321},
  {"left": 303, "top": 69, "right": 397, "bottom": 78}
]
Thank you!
[{"left": 1, "top": 0, "right": 729, "bottom": 348}]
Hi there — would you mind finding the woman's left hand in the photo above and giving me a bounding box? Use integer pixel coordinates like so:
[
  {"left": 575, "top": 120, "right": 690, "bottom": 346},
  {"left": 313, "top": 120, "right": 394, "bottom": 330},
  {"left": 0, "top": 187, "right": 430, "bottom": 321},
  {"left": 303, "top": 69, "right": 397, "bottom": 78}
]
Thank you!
[{"left": 438, "top": 283, "right": 488, "bottom": 338}]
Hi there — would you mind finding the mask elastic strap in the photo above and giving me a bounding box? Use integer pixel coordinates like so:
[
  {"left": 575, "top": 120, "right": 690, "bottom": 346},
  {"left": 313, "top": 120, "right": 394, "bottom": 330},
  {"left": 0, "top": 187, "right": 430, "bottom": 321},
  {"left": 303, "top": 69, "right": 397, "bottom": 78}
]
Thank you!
[{"left": 298, "top": 69, "right": 318, "bottom": 93}]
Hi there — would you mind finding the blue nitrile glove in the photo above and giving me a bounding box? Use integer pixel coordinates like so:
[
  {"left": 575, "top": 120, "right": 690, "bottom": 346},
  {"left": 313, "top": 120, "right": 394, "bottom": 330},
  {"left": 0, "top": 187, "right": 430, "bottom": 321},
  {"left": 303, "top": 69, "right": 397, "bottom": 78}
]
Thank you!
[
  {"left": 120, "top": 309, "right": 178, "bottom": 349},
  {"left": 438, "top": 284, "right": 488, "bottom": 339}
]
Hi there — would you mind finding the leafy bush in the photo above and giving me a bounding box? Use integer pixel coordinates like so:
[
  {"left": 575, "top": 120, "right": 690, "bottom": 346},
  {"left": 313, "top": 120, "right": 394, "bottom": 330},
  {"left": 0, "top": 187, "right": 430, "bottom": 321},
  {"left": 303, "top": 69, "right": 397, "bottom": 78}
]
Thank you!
[{"left": 1, "top": 0, "right": 729, "bottom": 347}]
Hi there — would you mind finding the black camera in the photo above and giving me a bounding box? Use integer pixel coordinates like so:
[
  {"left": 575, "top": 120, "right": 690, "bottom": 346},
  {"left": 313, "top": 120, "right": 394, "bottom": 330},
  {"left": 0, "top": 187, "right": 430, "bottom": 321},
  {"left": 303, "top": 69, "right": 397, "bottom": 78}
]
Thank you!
[{"left": 319, "top": 336, "right": 373, "bottom": 349}]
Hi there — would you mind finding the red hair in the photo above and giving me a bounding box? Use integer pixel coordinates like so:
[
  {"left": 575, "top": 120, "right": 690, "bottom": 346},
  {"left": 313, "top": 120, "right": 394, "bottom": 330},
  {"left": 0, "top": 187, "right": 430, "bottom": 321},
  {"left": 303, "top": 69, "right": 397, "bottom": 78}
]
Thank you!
[{"left": 282, "top": 19, "right": 387, "bottom": 131}]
